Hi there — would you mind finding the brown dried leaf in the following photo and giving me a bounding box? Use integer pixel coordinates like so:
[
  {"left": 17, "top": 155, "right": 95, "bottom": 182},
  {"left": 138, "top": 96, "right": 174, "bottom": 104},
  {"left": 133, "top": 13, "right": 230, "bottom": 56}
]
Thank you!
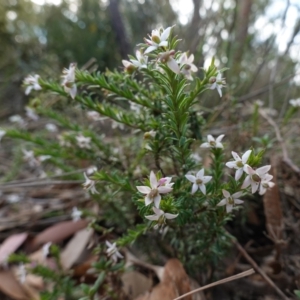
[
  {"left": 28, "top": 220, "right": 88, "bottom": 251},
  {"left": 0, "top": 270, "right": 29, "bottom": 300},
  {"left": 263, "top": 157, "right": 283, "bottom": 241},
  {"left": 0, "top": 233, "right": 28, "bottom": 264},
  {"left": 60, "top": 227, "right": 93, "bottom": 270},
  {"left": 122, "top": 271, "right": 153, "bottom": 299}
]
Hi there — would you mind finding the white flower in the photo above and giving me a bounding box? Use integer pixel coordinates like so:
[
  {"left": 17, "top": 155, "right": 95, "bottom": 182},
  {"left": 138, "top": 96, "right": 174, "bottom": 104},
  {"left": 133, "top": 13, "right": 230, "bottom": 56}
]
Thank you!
[
  {"left": 86, "top": 166, "right": 97, "bottom": 175},
  {"left": 23, "top": 74, "right": 42, "bottom": 95},
  {"left": 191, "top": 152, "right": 202, "bottom": 163},
  {"left": 82, "top": 172, "right": 99, "bottom": 194},
  {"left": 76, "top": 134, "right": 91, "bottom": 149},
  {"left": 209, "top": 72, "right": 226, "bottom": 97},
  {"left": 144, "top": 26, "right": 173, "bottom": 53},
  {"left": 136, "top": 171, "right": 173, "bottom": 208},
  {"left": 129, "top": 50, "right": 148, "bottom": 69},
  {"left": 71, "top": 207, "right": 82, "bottom": 222},
  {"left": 289, "top": 98, "right": 300, "bottom": 107},
  {"left": 61, "top": 63, "right": 77, "bottom": 99},
  {"left": 185, "top": 169, "right": 212, "bottom": 195},
  {"left": 144, "top": 130, "right": 156, "bottom": 139},
  {"left": 22, "top": 149, "right": 39, "bottom": 167},
  {"left": 25, "top": 106, "right": 39, "bottom": 121},
  {"left": 241, "top": 164, "right": 271, "bottom": 193},
  {"left": 0, "top": 129, "right": 6, "bottom": 142},
  {"left": 86, "top": 111, "right": 105, "bottom": 122},
  {"left": 45, "top": 123, "right": 58, "bottom": 132},
  {"left": 178, "top": 52, "right": 198, "bottom": 80},
  {"left": 42, "top": 242, "right": 52, "bottom": 259},
  {"left": 217, "top": 190, "right": 244, "bottom": 213},
  {"left": 145, "top": 207, "right": 178, "bottom": 222},
  {"left": 200, "top": 134, "right": 225, "bottom": 149},
  {"left": 226, "top": 150, "right": 252, "bottom": 181},
  {"left": 6, "top": 194, "right": 21, "bottom": 204},
  {"left": 9, "top": 115, "right": 26, "bottom": 126},
  {"left": 106, "top": 241, "right": 123, "bottom": 263},
  {"left": 122, "top": 60, "right": 136, "bottom": 74},
  {"left": 130, "top": 102, "right": 142, "bottom": 114},
  {"left": 17, "top": 263, "right": 26, "bottom": 284},
  {"left": 259, "top": 174, "right": 275, "bottom": 195},
  {"left": 38, "top": 155, "right": 52, "bottom": 162},
  {"left": 158, "top": 50, "right": 180, "bottom": 74}
]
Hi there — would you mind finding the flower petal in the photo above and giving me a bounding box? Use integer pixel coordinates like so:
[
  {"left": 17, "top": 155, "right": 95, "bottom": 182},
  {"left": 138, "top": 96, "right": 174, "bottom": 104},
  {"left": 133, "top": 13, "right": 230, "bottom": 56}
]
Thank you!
[
  {"left": 165, "top": 213, "right": 178, "bottom": 219},
  {"left": 145, "top": 214, "right": 159, "bottom": 221},
  {"left": 136, "top": 186, "right": 151, "bottom": 194},
  {"left": 150, "top": 171, "right": 158, "bottom": 188},
  {"left": 200, "top": 142, "right": 210, "bottom": 148},
  {"left": 191, "top": 183, "right": 198, "bottom": 194},
  {"left": 167, "top": 58, "right": 180, "bottom": 74},
  {"left": 217, "top": 199, "right": 227, "bottom": 206},
  {"left": 199, "top": 184, "right": 206, "bottom": 195},
  {"left": 157, "top": 186, "right": 173, "bottom": 194},
  {"left": 232, "top": 191, "right": 243, "bottom": 198},
  {"left": 153, "top": 207, "right": 164, "bottom": 216},
  {"left": 202, "top": 176, "right": 212, "bottom": 184},
  {"left": 226, "top": 204, "right": 233, "bottom": 213},
  {"left": 160, "top": 26, "right": 172, "bottom": 41},
  {"left": 241, "top": 176, "right": 251, "bottom": 189},
  {"left": 226, "top": 161, "right": 237, "bottom": 169},
  {"left": 185, "top": 174, "right": 196, "bottom": 183},
  {"left": 251, "top": 182, "right": 259, "bottom": 194},
  {"left": 222, "top": 189, "right": 230, "bottom": 198},
  {"left": 145, "top": 196, "right": 152, "bottom": 206},
  {"left": 241, "top": 150, "right": 251, "bottom": 163},
  {"left": 196, "top": 169, "right": 204, "bottom": 178},
  {"left": 207, "top": 135, "right": 214, "bottom": 143},
  {"left": 235, "top": 168, "right": 243, "bottom": 181},
  {"left": 231, "top": 151, "right": 241, "bottom": 161},
  {"left": 256, "top": 165, "right": 271, "bottom": 176},
  {"left": 234, "top": 199, "right": 244, "bottom": 204},
  {"left": 153, "top": 194, "right": 161, "bottom": 208},
  {"left": 145, "top": 45, "right": 157, "bottom": 54}
]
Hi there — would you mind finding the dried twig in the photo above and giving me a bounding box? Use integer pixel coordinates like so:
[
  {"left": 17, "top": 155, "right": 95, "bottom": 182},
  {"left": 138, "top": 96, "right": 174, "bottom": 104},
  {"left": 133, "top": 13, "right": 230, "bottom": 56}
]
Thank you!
[
  {"left": 233, "top": 239, "right": 290, "bottom": 300},
  {"left": 259, "top": 109, "right": 288, "bottom": 159},
  {"left": 173, "top": 269, "right": 255, "bottom": 300}
]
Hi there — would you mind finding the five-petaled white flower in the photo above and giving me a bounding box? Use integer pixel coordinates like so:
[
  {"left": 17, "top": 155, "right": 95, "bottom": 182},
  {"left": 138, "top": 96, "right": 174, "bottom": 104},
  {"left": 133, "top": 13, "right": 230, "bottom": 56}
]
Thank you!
[
  {"left": 23, "top": 74, "right": 42, "bottom": 95},
  {"left": 185, "top": 169, "right": 212, "bottom": 195},
  {"left": 144, "top": 26, "right": 173, "bottom": 53},
  {"left": 62, "top": 63, "right": 77, "bottom": 99},
  {"left": 76, "top": 134, "right": 91, "bottom": 149},
  {"left": 71, "top": 207, "right": 82, "bottom": 222},
  {"left": 83, "top": 172, "right": 99, "bottom": 194},
  {"left": 136, "top": 171, "right": 173, "bottom": 208},
  {"left": 158, "top": 50, "right": 180, "bottom": 74},
  {"left": 178, "top": 52, "right": 198, "bottom": 80},
  {"left": 106, "top": 241, "right": 123, "bottom": 263},
  {"left": 289, "top": 98, "right": 300, "bottom": 107},
  {"left": 226, "top": 150, "right": 251, "bottom": 181},
  {"left": 259, "top": 174, "right": 275, "bottom": 195},
  {"left": 241, "top": 164, "right": 271, "bottom": 194},
  {"left": 200, "top": 134, "right": 225, "bottom": 149},
  {"left": 217, "top": 190, "right": 244, "bottom": 213},
  {"left": 0, "top": 129, "right": 6, "bottom": 142},
  {"left": 145, "top": 207, "right": 178, "bottom": 223},
  {"left": 209, "top": 72, "right": 226, "bottom": 97},
  {"left": 126, "top": 50, "right": 148, "bottom": 70}
]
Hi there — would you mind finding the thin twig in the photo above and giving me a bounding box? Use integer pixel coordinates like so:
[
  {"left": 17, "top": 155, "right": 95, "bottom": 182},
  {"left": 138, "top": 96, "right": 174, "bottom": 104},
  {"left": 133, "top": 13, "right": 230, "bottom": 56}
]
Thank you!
[
  {"left": 233, "top": 239, "right": 290, "bottom": 300},
  {"left": 173, "top": 269, "right": 255, "bottom": 300},
  {"left": 0, "top": 180, "right": 82, "bottom": 189},
  {"left": 259, "top": 109, "right": 288, "bottom": 160}
]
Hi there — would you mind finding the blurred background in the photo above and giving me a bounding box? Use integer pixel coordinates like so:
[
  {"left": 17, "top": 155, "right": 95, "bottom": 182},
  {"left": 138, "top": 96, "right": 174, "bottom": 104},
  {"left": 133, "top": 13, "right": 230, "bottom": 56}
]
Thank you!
[{"left": 1, "top": 0, "right": 300, "bottom": 116}]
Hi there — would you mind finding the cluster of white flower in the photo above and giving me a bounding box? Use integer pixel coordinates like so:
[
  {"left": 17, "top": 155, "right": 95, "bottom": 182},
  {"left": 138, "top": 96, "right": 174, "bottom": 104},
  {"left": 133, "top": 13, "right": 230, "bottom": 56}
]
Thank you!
[
  {"left": 185, "top": 134, "right": 275, "bottom": 213},
  {"left": 136, "top": 171, "right": 178, "bottom": 223},
  {"left": 121, "top": 25, "right": 224, "bottom": 96}
]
